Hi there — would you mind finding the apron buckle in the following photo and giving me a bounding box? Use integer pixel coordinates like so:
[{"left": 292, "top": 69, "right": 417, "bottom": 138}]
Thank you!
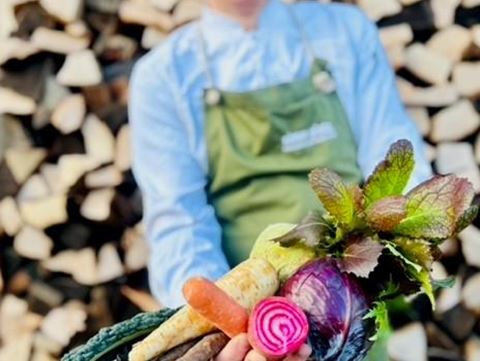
[
  {"left": 205, "top": 89, "right": 221, "bottom": 106},
  {"left": 313, "top": 71, "right": 336, "bottom": 94}
]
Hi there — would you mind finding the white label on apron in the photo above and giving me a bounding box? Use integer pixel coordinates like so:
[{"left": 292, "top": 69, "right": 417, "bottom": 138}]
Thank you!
[{"left": 281, "top": 122, "right": 337, "bottom": 153}]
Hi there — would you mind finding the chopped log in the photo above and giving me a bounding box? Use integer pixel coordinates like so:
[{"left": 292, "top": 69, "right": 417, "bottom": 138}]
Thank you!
[
  {"left": 42, "top": 248, "right": 97, "bottom": 285},
  {"left": 33, "top": 331, "right": 63, "bottom": 356},
  {"left": 39, "top": 0, "right": 83, "bottom": 23},
  {"left": 33, "top": 76, "right": 71, "bottom": 129},
  {"left": 465, "top": 338, "right": 480, "bottom": 361},
  {"left": 57, "top": 50, "right": 102, "bottom": 87},
  {"left": 0, "top": 37, "right": 38, "bottom": 65},
  {"left": 19, "top": 195, "right": 68, "bottom": 229},
  {"left": 0, "top": 295, "right": 42, "bottom": 342},
  {"left": 472, "top": 25, "right": 480, "bottom": 49},
  {"left": 0, "top": 334, "right": 33, "bottom": 361},
  {"left": 438, "top": 237, "right": 458, "bottom": 257},
  {"left": 82, "top": 83, "right": 112, "bottom": 112},
  {"left": 58, "top": 154, "right": 99, "bottom": 188},
  {"left": 425, "top": 322, "right": 458, "bottom": 351},
  {"left": 4, "top": 148, "right": 46, "bottom": 184},
  {"left": 141, "top": 26, "right": 168, "bottom": 49},
  {"left": 40, "top": 163, "right": 67, "bottom": 195},
  {"left": 423, "top": 142, "right": 436, "bottom": 162},
  {"left": 122, "top": 225, "right": 149, "bottom": 272},
  {"left": 462, "top": 273, "right": 480, "bottom": 314},
  {"left": 430, "top": 100, "right": 480, "bottom": 142},
  {"left": 405, "top": 43, "right": 453, "bottom": 85},
  {"left": 397, "top": 78, "right": 460, "bottom": 106},
  {"left": 85, "top": 165, "right": 123, "bottom": 188},
  {"left": 379, "top": 23, "right": 413, "bottom": 48},
  {"left": 452, "top": 62, "right": 480, "bottom": 97},
  {"left": 65, "top": 20, "right": 90, "bottom": 38},
  {"left": 462, "top": 0, "right": 480, "bottom": 7},
  {"left": 426, "top": 25, "right": 472, "bottom": 62},
  {"left": 28, "top": 281, "right": 64, "bottom": 311},
  {"left": 85, "top": 0, "right": 122, "bottom": 14},
  {"left": 31, "top": 27, "right": 89, "bottom": 54},
  {"left": 399, "top": 0, "right": 421, "bottom": 4},
  {"left": 97, "top": 243, "right": 124, "bottom": 283},
  {"left": 0, "top": 87, "right": 36, "bottom": 115},
  {"left": 31, "top": 349, "right": 57, "bottom": 361},
  {"left": 8, "top": 270, "right": 32, "bottom": 295},
  {"left": 121, "top": 286, "right": 162, "bottom": 312},
  {"left": 0, "top": 196, "right": 23, "bottom": 236},
  {"left": 82, "top": 114, "right": 116, "bottom": 164},
  {"left": 439, "top": 304, "right": 476, "bottom": 341},
  {"left": 386, "top": 45, "right": 406, "bottom": 70},
  {"left": 17, "top": 174, "right": 51, "bottom": 202},
  {"left": 95, "top": 34, "right": 137, "bottom": 62},
  {"left": 406, "top": 107, "right": 430, "bottom": 136},
  {"left": 459, "top": 226, "right": 480, "bottom": 268},
  {"left": 173, "top": 0, "right": 203, "bottom": 25},
  {"left": 436, "top": 277, "right": 461, "bottom": 313},
  {"left": 40, "top": 302, "right": 87, "bottom": 347},
  {"left": 0, "top": 0, "right": 18, "bottom": 39},
  {"left": 151, "top": 0, "right": 179, "bottom": 12},
  {"left": 14, "top": 226, "right": 54, "bottom": 260},
  {"left": 115, "top": 124, "right": 132, "bottom": 171},
  {"left": 119, "top": 1, "right": 175, "bottom": 32},
  {"left": 1, "top": 114, "right": 32, "bottom": 151},
  {"left": 431, "top": 261, "right": 448, "bottom": 281},
  {"left": 387, "top": 323, "right": 427, "bottom": 361},
  {"left": 436, "top": 142, "right": 480, "bottom": 191},
  {"left": 51, "top": 94, "right": 86, "bottom": 134},
  {"left": 357, "top": 0, "right": 402, "bottom": 21},
  {"left": 80, "top": 188, "right": 115, "bottom": 221},
  {"left": 431, "top": 0, "right": 461, "bottom": 29}
]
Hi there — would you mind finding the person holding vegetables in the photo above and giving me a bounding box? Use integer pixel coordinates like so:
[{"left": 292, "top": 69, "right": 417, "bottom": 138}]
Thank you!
[{"left": 130, "top": 0, "right": 431, "bottom": 329}]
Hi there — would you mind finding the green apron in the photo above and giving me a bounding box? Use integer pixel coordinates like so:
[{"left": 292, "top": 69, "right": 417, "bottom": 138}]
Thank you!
[{"left": 200, "top": 8, "right": 362, "bottom": 266}]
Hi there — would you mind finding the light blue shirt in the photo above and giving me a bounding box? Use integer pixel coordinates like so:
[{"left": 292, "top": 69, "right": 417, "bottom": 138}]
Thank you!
[{"left": 129, "top": 0, "right": 432, "bottom": 307}]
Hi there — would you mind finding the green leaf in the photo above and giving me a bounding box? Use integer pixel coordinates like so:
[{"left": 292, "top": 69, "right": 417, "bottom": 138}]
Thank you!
[
  {"left": 394, "top": 238, "right": 433, "bottom": 269},
  {"left": 270, "top": 212, "right": 330, "bottom": 248},
  {"left": 365, "top": 196, "right": 407, "bottom": 232},
  {"left": 384, "top": 242, "right": 423, "bottom": 273},
  {"left": 455, "top": 205, "right": 479, "bottom": 234},
  {"left": 394, "top": 175, "right": 475, "bottom": 239},
  {"left": 415, "top": 268, "right": 435, "bottom": 308},
  {"left": 364, "top": 301, "right": 392, "bottom": 342},
  {"left": 338, "top": 237, "right": 384, "bottom": 278},
  {"left": 309, "top": 169, "right": 358, "bottom": 229},
  {"left": 364, "top": 139, "right": 415, "bottom": 208},
  {"left": 432, "top": 276, "right": 455, "bottom": 290}
]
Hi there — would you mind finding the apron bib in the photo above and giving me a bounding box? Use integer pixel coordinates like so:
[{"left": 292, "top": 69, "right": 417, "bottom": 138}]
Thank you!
[{"left": 200, "top": 9, "right": 362, "bottom": 266}]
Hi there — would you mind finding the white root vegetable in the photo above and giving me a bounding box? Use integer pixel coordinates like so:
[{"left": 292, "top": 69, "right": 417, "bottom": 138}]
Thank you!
[{"left": 128, "top": 258, "right": 279, "bottom": 361}]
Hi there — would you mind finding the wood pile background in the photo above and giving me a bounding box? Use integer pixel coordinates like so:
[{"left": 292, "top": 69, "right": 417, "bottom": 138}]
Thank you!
[{"left": 1, "top": 0, "right": 480, "bottom": 360}]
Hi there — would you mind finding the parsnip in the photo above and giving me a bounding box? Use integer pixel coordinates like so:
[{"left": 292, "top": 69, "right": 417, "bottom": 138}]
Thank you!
[{"left": 128, "top": 258, "right": 279, "bottom": 361}]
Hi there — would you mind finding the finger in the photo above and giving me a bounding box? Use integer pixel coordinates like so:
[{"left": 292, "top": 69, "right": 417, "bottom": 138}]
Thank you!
[
  {"left": 245, "top": 349, "right": 267, "bottom": 361},
  {"left": 215, "top": 334, "right": 251, "bottom": 361},
  {"left": 284, "top": 344, "right": 312, "bottom": 361}
]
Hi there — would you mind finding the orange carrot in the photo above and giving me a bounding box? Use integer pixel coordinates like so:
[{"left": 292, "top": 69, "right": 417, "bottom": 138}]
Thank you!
[{"left": 183, "top": 277, "right": 249, "bottom": 338}]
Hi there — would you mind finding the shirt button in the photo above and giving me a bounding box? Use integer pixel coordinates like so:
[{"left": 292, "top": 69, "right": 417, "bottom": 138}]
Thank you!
[
  {"left": 205, "top": 89, "right": 221, "bottom": 105},
  {"left": 313, "top": 71, "right": 336, "bottom": 93}
]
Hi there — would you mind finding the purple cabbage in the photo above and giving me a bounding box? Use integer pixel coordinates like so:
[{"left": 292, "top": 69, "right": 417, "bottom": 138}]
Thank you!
[{"left": 280, "top": 259, "right": 373, "bottom": 361}]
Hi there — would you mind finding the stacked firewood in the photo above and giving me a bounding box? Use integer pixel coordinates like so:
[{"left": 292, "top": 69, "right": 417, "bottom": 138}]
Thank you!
[{"left": 0, "top": 0, "right": 480, "bottom": 360}]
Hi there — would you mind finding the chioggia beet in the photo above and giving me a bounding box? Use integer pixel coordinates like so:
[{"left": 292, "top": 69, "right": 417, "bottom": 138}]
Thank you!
[{"left": 280, "top": 259, "right": 372, "bottom": 361}]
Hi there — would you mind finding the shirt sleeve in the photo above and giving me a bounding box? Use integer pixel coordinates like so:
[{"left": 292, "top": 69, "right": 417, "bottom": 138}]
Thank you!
[
  {"left": 129, "top": 51, "right": 230, "bottom": 308},
  {"left": 351, "top": 11, "right": 433, "bottom": 188}
]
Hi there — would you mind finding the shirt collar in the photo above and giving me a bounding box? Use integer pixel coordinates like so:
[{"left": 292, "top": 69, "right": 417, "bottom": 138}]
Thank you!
[{"left": 200, "top": 0, "right": 291, "bottom": 36}]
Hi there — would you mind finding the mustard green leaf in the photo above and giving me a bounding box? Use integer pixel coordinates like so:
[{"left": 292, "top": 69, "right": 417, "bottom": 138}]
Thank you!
[
  {"left": 365, "top": 196, "right": 407, "bottom": 232},
  {"left": 384, "top": 242, "right": 423, "bottom": 273},
  {"left": 363, "top": 301, "right": 391, "bottom": 342},
  {"left": 394, "top": 175, "right": 475, "bottom": 239},
  {"left": 394, "top": 237, "right": 433, "bottom": 269},
  {"left": 364, "top": 140, "right": 414, "bottom": 208},
  {"left": 455, "top": 205, "right": 479, "bottom": 234},
  {"left": 339, "top": 237, "right": 384, "bottom": 278},
  {"left": 415, "top": 268, "right": 435, "bottom": 309},
  {"left": 309, "top": 168, "right": 356, "bottom": 228}
]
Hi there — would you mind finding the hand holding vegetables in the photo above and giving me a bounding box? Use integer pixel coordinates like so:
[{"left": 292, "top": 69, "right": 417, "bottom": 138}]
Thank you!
[{"left": 65, "top": 139, "right": 478, "bottom": 361}]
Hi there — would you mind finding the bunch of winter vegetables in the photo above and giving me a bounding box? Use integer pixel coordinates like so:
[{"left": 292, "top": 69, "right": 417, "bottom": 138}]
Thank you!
[{"left": 62, "top": 139, "right": 478, "bottom": 361}]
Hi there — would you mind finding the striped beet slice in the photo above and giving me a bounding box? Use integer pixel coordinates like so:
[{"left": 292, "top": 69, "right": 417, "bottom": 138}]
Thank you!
[{"left": 248, "top": 297, "right": 309, "bottom": 359}]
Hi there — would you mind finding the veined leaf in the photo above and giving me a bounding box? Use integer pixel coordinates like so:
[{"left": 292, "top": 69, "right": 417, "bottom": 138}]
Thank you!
[
  {"left": 384, "top": 243, "right": 422, "bottom": 273},
  {"left": 393, "top": 238, "right": 433, "bottom": 269},
  {"left": 432, "top": 277, "right": 455, "bottom": 290},
  {"left": 339, "top": 237, "right": 384, "bottom": 278},
  {"left": 364, "top": 140, "right": 414, "bottom": 208},
  {"left": 271, "top": 212, "right": 330, "bottom": 248},
  {"left": 455, "top": 205, "right": 479, "bottom": 234},
  {"left": 394, "top": 175, "right": 475, "bottom": 239},
  {"left": 415, "top": 268, "right": 435, "bottom": 309},
  {"left": 366, "top": 196, "right": 407, "bottom": 232},
  {"left": 363, "top": 301, "right": 391, "bottom": 342},
  {"left": 309, "top": 169, "right": 358, "bottom": 229}
]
